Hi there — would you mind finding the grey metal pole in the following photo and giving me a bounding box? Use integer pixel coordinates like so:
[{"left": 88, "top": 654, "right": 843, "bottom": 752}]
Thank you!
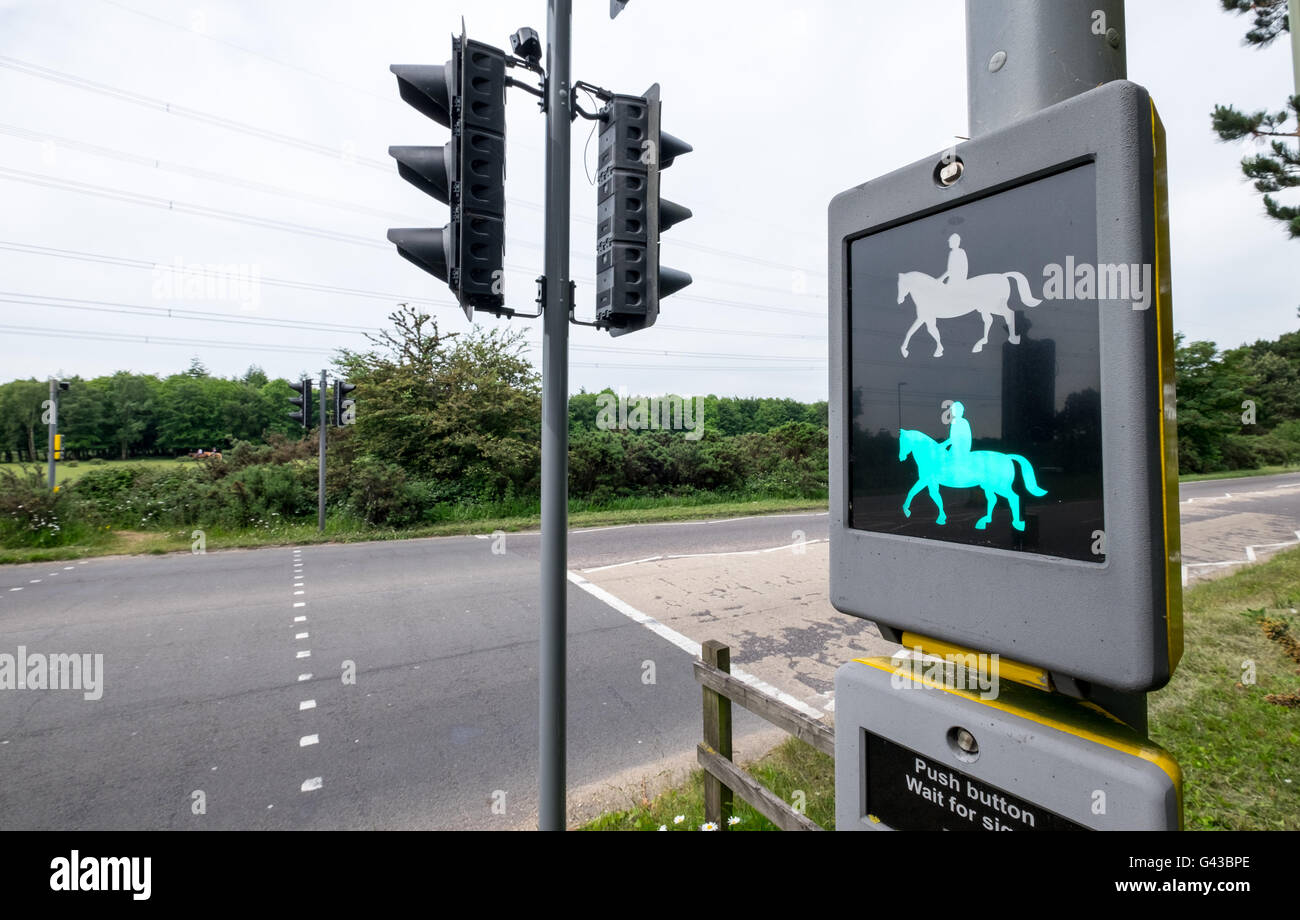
[
  {"left": 47, "top": 378, "right": 56, "bottom": 490},
  {"left": 318, "top": 369, "right": 327, "bottom": 533},
  {"left": 965, "top": 0, "right": 1146, "bottom": 734},
  {"left": 1290, "top": 0, "right": 1300, "bottom": 99},
  {"left": 539, "top": 0, "right": 572, "bottom": 832},
  {"left": 966, "top": 0, "right": 1126, "bottom": 137}
]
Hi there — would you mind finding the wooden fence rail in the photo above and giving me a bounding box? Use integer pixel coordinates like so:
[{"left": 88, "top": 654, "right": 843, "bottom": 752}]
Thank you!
[{"left": 695, "top": 639, "right": 833, "bottom": 831}]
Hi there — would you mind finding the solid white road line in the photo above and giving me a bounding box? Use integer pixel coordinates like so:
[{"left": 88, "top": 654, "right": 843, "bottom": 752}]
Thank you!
[
  {"left": 581, "top": 555, "right": 663, "bottom": 574},
  {"left": 567, "top": 570, "right": 826, "bottom": 720},
  {"left": 580, "top": 538, "right": 828, "bottom": 573}
]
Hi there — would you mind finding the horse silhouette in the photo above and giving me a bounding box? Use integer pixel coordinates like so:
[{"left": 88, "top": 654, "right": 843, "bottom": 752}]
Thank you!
[
  {"left": 897, "top": 270, "right": 1041, "bottom": 358},
  {"left": 898, "top": 429, "right": 1047, "bottom": 531}
]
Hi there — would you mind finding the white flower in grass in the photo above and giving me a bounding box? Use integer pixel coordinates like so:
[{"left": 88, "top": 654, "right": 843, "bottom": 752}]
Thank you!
[
  {"left": 672, "top": 814, "right": 685, "bottom": 825},
  {"left": 700, "top": 821, "right": 719, "bottom": 831},
  {"left": 727, "top": 816, "right": 741, "bottom": 826},
  {"left": 658, "top": 825, "right": 667, "bottom": 831}
]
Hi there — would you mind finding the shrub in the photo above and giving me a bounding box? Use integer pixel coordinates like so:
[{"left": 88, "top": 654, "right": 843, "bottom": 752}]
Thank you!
[
  {"left": 0, "top": 467, "right": 91, "bottom": 547},
  {"left": 341, "top": 458, "right": 427, "bottom": 527}
]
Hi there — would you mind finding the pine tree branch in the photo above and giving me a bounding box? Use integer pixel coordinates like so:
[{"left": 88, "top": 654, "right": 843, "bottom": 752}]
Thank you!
[{"left": 1220, "top": 0, "right": 1291, "bottom": 46}]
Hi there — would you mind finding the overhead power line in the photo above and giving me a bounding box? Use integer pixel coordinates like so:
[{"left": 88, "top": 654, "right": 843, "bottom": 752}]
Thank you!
[
  {"left": 0, "top": 324, "right": 823, "bottom": 373},
  {"left": 95, "top": 0, "right": 399, "bottom": 107},
  {"left": 5, "top": 290, "right": 827, "bottom": 363},
  {"left": 0, "top": 54, "right": 391, "bottom": 170},
  {"left": 0, "top": 166, "right": 389, "bottom": 248},
  {"left": 0, "top": 292, "right": 377, "bottom": 335},
  {"left": 0, "top": 54, "right": 827, "bottom": 279}
]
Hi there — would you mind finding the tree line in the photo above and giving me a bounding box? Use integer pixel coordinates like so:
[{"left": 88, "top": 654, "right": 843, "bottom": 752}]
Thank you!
[
  {"left": 0, "top": 360, "right": 299, "bottom": 463},
  {"left": 1, "top": 318, "right": 1297, "bottom": 478}
]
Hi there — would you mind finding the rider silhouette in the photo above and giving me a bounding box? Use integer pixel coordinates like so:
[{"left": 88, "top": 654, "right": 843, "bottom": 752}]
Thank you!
[
  {"left": 937, "top": 233, "right": 968, "bottom": 287},
  {"left": 938, "top": 401, "right": 972, "bottom": 468}
]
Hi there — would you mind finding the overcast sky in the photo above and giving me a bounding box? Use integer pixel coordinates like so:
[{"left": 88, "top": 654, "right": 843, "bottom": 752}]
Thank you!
[{"left": 0, "top": 0, "right": 1296, "bottom": 403}]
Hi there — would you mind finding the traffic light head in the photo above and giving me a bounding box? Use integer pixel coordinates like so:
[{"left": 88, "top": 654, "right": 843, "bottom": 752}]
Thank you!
[
  {"left": 287, "top": 377, "right": 313, "bottom": 431},
  {"left": 595, "top": 84, "right": 692, "bottom": 336},
  {"left": 391, "top": 64, "right": 454, "bottom": 127},
  {"left": 388, "top": 34, "right": 508, "bottom": 322},
  {"left": 333, "top": 380, "right": 358, "bottom": 427}
]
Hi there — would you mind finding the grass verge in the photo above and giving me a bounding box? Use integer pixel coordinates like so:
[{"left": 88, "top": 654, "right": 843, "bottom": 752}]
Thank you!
[
  {"left": 580, "top": 548, "right": 1300, "bottom": 830},
  {"left": 1179, "top": 464, "right": 1300, "bottom": 483},
  {"left": 578, "top": 736, "right": 836, "bottom": 831},
  {"left": 0, "top": 495, "right": 827, "bottom": 565},
  {"left": 1149, "top": 545, "right": 1300, "bottom": 830}
]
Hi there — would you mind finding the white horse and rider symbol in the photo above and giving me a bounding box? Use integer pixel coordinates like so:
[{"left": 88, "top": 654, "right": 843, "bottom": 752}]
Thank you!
[
  {"left": 897, "top": 232, "right": 1041, "bottom": 358},
  {"left": 895, "top": 234, "right": 1048, "bottom": 532}
]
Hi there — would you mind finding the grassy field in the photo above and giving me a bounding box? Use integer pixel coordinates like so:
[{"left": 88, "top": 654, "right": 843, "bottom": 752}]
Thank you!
[
  {"left": 583, "top": 548, "right": 1300, "bottom": 830},
  {"left": 0, "top": 457, "right": 180, "bottom": 486}
]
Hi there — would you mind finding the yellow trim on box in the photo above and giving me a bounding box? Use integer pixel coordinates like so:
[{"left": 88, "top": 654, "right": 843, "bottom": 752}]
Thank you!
[
  {"left": 853, "top": 655, "right": 1183, "bottom": 826},
  {"left": 1151, "top": 100, "right": 1184, "bottom": 676},
  {"left": 899, "top": 631, "right": 1052, "bottom": 692}
]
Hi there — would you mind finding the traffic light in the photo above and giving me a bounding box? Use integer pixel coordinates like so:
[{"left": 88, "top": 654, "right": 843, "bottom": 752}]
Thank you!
[
  {"left": 288, "top": 377, "right": 313, "bottom": 432},
  {"left": 595, "top": 83, "right": 692, "bottom": 336},
  {"left": 333, "top": 380, "right": 357, "bottom": 427},
  {"left": 388, "top": 33, "right": 508, "bottom": 321}
]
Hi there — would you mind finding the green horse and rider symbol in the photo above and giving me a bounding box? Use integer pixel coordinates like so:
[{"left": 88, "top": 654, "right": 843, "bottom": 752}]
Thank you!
[{"left": 898, "top": 401, "right": 1047, "bottom": 532}]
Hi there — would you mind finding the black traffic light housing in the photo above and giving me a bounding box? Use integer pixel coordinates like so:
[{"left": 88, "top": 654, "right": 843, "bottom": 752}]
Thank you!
[
  {"left": 388, "top": 32, "right": 508, "bottom": 321},
  {"left": 595, "top": 83, "right": 692, "bottom": 336},
  {"left": 288, "top": 377, "right": 313, "bottom": 431},
  {"left": 333, "top": 380, "right": 357, "bottom": 427}
]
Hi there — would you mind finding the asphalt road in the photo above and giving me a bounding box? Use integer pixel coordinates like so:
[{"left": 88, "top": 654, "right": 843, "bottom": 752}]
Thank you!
[
  {"left": 0, "top": 472, "right": 1295, "bottom": 829},
  {"left": 0, "top": 536, "right": 778, "bottom": 830},
  {"left": 1178, "top": 471, "right": 1300, "bottom": 574}
]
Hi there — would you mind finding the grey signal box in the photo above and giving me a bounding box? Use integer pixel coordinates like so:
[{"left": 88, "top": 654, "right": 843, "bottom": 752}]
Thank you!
[
  {"left": 834, "top": 658, "right": 1182, "bottom": 831},
  {"left": 827, "top": 81, "right": 1182, "bottom": 693}
]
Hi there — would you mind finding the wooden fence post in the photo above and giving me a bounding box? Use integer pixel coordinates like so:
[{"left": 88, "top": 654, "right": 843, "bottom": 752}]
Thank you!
[{"left": 702, "top": 639, "right": 733, "bottom": 829}]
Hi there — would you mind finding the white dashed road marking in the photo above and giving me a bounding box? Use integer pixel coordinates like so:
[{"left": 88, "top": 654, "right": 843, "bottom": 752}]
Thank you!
[
  {"left": 300, "top": 734, "right": 319, "bottom": 747},
  {"left": 299, "top": 699, "right": 316, "bottom": 711},
  {"left": 301, "top": 777, "right": 322, "bottom": 792}
]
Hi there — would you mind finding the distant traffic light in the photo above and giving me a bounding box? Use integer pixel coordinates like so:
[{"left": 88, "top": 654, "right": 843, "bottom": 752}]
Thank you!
[
  {"left": 388, "top": 32, "right": 508, "bottom": 321},
  {"left": 333, "top": 380, "right": 357, "bottom": 427},
  {"left": 288, "top": 377, "right": 313, "bottom": 432},
  {"left": 595, "top": 83, "right": 692, "bottom": 336}
]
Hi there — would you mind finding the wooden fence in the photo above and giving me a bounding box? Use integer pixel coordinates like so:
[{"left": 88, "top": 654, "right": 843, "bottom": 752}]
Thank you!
[{"left": 695, "top": 639, "right": 834, "bottom": 831}]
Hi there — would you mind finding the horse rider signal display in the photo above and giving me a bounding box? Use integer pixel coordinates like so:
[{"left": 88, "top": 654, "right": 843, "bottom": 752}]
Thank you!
[{"left": 828, "top": 81, "right": 1181, "bottom": 692}]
